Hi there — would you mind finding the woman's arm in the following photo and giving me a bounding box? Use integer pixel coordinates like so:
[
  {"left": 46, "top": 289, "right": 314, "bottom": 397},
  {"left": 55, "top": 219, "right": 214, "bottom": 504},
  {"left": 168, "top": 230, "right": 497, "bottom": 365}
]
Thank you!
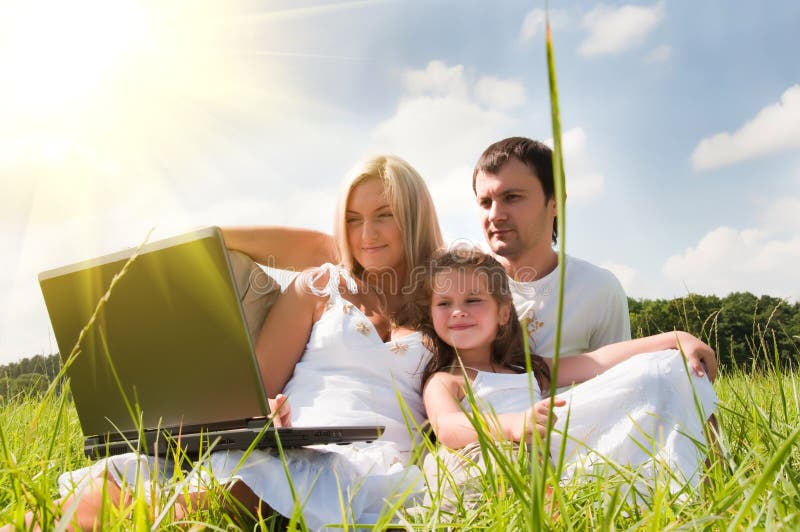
[
  {"left": 255, "top": 270, "right": 321, "bottom": 397},
  {"left": 268, "top": 394, "right": 292, "bottom": 427},
  {"left": 423, "top": 373, "right": 564, "bottom": 449},
  {"left": 553, "top": 331, "right": 717, "bottom": 387},
  {"left": 222, "top": 226, "right": 338, "bottom": 269}
]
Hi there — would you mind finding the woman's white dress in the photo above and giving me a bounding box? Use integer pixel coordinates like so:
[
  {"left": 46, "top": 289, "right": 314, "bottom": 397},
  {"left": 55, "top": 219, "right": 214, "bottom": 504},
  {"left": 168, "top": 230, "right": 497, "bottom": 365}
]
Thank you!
[
  {"left": 59, "top": 264, "right": 429, "bottom": 530},
  {"left": 464, "top": 350, "right": 717, "bottom": 490}
]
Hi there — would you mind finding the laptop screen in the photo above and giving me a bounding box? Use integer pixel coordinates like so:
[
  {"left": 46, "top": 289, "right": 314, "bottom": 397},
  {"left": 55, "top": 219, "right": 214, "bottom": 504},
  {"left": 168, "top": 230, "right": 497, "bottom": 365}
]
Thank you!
[{"left": 39, "top": 228, "right": 270, "bottom": 437}]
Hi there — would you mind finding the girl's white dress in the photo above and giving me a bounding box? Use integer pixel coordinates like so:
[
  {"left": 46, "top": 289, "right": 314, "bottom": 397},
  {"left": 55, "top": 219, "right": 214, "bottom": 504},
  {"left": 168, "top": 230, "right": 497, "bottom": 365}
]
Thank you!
[
  {"left": 464, "top": 350, "right": 717, "bottom": 489},
  {"left": 59, "top": 264, "right": 429, "bottom": 530}
]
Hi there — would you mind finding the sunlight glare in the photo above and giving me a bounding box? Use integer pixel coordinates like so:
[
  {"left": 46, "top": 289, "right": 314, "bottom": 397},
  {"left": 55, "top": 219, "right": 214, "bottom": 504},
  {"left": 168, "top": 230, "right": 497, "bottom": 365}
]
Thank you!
[
  {"left": 0, "top": 0, "right": 268, "bottom": 226},
  {"left": 0, "top": 0, "right": 321, "bottom": 242},
  {"left": 1, "top": 0, "right": 149, "bottom": 118}
]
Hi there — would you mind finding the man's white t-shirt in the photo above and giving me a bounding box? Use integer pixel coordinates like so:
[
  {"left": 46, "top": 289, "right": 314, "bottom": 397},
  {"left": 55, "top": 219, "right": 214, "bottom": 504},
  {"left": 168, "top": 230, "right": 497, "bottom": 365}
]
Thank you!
[{"left": 509, "top": 255, "right": 631, "bottom": 358}]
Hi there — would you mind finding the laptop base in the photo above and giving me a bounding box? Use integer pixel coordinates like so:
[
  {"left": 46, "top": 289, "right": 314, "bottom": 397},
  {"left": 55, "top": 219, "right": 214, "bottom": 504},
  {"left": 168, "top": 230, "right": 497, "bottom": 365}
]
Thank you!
[{"left": 84, "top": 420, "right": 383, "bottom": 459}]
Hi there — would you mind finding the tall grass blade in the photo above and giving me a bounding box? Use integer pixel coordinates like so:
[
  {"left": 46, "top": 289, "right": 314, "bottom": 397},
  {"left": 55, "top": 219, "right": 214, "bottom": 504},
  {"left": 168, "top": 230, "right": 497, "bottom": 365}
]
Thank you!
[{"left": 543, "top": 9, "right": 568, "bottom": 498}]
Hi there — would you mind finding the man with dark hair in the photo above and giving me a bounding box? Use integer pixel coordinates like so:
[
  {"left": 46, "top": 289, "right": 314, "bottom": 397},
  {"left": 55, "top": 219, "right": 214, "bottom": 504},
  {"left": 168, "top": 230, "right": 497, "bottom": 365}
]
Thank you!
[
  {"left": 222, "top": 136, "right": 629, "bottom": 358},
  {"left": 473, "top": 136, "right": 630, "bottom": 358}
]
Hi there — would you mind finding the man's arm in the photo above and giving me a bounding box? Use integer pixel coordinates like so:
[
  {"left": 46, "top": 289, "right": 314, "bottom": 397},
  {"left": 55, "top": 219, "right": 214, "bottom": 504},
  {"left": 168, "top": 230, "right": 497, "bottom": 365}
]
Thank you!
[
  {"left": 555, "top": 331, "right": 717, "bottom": 386},
  {"left": 221, "top": 226, "right": 338, "bottom": 269}
]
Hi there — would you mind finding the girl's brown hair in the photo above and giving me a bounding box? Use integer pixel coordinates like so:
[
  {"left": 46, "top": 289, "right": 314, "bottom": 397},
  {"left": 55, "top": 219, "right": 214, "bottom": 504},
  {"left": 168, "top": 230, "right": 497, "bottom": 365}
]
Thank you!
[{"left": 405, "top": 245, "right": 550, "bottom": 389}]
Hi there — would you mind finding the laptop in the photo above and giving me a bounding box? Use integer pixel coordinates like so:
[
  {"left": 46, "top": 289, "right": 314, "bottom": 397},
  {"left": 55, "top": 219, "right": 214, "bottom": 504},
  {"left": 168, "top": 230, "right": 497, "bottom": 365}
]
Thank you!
[{"left": 38, "top": 227, "right": 383, "bottom": 458}]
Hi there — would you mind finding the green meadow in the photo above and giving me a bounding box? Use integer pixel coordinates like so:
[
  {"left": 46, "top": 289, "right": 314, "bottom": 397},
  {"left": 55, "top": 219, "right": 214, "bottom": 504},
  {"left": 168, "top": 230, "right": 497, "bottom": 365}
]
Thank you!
[{"left": 0, "top": 348, "right": 798, "bottom": 529}]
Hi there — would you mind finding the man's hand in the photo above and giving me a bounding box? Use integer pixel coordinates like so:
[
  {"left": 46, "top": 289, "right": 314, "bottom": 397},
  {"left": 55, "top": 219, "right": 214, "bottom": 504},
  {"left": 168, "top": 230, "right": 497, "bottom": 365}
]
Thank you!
[
  {"left": 268, "top": 394, "right": 292, "bottom": 427},
  {"left": 677, "top": 332, "right": 718, "bottom": 382}
]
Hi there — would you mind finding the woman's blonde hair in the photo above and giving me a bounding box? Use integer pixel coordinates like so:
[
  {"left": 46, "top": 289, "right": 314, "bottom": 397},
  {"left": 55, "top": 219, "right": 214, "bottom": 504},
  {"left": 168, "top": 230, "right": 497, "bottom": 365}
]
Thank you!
[{"left": 334, "top": 154, "right": 443, "bottom": 284}]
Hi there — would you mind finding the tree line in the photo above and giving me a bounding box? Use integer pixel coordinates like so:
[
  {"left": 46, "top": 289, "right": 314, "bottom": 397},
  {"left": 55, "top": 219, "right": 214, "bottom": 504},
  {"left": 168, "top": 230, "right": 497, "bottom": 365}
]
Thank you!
[
  {"left": 1, "top": 291, "right": 797, "bottom": 398},
  {"left": 0, "top": 353, "right": 61, "bottom": 398},
  {"left": 629, "top": 291, "right": 799, "bottom": 371}
]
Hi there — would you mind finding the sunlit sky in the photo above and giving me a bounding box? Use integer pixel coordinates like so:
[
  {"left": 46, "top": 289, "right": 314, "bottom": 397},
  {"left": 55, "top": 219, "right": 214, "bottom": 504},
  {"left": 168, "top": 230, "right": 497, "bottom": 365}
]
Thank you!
[{"left": 1, "top": 0, "right": 799, "bottom": 364}]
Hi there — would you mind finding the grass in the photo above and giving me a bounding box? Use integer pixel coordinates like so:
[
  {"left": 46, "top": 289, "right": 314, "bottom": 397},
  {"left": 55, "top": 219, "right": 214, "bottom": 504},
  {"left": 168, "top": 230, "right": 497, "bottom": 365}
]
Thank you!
[{"left": 1, "top": 360, "right": 799, "bottom": 529}]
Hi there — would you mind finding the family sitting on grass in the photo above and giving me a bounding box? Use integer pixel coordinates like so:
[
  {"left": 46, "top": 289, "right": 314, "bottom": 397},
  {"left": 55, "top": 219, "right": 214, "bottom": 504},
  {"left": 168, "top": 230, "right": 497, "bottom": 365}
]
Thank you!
[{"left": 8, "top": 137, "right": 718, "bottom": 530}]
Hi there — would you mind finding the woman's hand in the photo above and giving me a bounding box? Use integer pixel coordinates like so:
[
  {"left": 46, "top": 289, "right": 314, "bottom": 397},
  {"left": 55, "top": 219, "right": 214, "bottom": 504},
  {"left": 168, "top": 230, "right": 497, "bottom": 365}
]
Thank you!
[
  {"left": 514, "top": 397, "right": 566, "bottom": 442},
  {"left": 268, "top": 394, "right": 292, "bottom": 427},
  {"left": 676, "top": 332, "right": 718, "bottom": 382}
]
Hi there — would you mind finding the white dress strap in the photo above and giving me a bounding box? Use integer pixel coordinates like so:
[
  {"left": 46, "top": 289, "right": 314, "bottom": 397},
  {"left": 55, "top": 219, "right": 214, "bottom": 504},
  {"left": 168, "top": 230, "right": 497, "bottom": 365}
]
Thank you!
[
  {"left": 442, "top": 365, "right": 482, "bottom": 375},
  {"left": 305, "top": 263, "right": 359, "bottom": 300}
]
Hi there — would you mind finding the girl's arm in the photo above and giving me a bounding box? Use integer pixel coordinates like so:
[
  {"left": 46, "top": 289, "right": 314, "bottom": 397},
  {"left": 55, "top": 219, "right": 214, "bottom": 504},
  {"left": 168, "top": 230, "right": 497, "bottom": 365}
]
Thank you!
[
  {"left": 423, "top": 372, "right": 565, "bottom": 449},
  {"left": 255, "top": 270, "right": 322, "bottom": 397},
  {"left": 552, "top": 331, "right": 717, "bottom": 387},
  {"left": 222, "top": 226, "right": 338, "bottom": 269}
]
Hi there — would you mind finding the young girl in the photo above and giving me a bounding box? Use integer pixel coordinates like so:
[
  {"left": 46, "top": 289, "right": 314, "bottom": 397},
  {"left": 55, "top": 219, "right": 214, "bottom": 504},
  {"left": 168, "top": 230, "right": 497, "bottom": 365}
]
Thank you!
[{"left": 413, "top": 247, "right": 717, "bottom": 510}]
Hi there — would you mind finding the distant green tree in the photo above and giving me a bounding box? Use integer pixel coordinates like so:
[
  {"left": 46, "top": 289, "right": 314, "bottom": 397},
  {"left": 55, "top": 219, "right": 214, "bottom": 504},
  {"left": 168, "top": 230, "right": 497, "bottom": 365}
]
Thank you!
[
  {"left": 629, "top": 292, "right": 799, "bottom": 371},
  {"left": 0, "top": 353, "right": 62, "bottom": 399},
  {"left": 0, "top": 373, "right": 50, "bottom": 399},
  {"left": 0, "top": 353, "right": 60, "bottom": 379}
]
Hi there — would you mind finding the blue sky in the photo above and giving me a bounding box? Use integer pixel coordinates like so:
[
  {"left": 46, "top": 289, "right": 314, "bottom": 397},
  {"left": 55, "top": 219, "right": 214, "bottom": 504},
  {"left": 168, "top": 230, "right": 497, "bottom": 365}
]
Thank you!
[{"left": 1, "top": 0, "right": 799, "bottom": 364}]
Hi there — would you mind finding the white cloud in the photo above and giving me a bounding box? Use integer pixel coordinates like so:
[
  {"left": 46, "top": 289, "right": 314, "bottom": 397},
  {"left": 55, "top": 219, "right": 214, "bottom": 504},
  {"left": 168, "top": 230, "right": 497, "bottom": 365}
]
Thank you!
[
  {"left": 662, "top": 225, "right": 800, "bottom": 300},
  {"left": 598, "top": 261, "right": 678, "bottom": 300},
  {"left": 425, "top": 164, "right": 485, "bottom": 246},
  {"left": 601, "top": 261, "right": 641, "bottom": 294},
  {"left": 580, "top": 1, "right": 665, "bottom": 56},
  {"left": 762, "top": 197, "right": 800, "bottom": 233},
  {"left": 520, "top": 8, "right": 547, "bottom": 41},
  {"left": 519, "top": 8, "right": 571, "bottom": 42},
  {"left": 604, "top": 262, "right": 638, "bottom": 289},
  {"left": 474, "top": 76, "right": 525, "bottom": 110},
  {"left": 691, "top": 84, "right": 800, "bottom": 170},
  {"left": 371, "top": 95, "right": 510, "bottom": 170},
  {"left": 568, "top": 172, "right": 605, "bottom": 202},
  {"left": 372, "top": 62, "right": 517, "bottom": 177},
  {"left": 646, "top": 44, "right": 672, "bottom": 63},
  {"left": 370, "top": 60, "right": 531, "bottom": 243},
  {"left": 400, "top": 61, "right": 525, "bottom": 112},
  {"left": 402, "top": 61, "right": 468, "bottom": 99},
  {"left": 545, "top": 127, "right": 606, "bottom": 202}
]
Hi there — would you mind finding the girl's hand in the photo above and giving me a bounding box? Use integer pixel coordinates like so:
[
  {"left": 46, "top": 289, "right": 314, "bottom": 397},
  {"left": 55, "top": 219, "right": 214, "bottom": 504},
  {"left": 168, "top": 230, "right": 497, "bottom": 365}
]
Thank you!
[
  {"left": 268, "top": 394, "right": 292, "bottom": 427},
  {"left": 676, "top": 332, "right": 718, "bottom": 382},
  {"left": 517, "top": 398, "right": 566, "bottom": 442}
]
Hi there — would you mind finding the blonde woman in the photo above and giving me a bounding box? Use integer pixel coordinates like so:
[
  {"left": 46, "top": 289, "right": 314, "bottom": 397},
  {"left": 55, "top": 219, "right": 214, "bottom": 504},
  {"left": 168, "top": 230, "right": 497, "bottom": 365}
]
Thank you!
[{"left": 23, "top": 155, "right": 443, "bottom": 530}]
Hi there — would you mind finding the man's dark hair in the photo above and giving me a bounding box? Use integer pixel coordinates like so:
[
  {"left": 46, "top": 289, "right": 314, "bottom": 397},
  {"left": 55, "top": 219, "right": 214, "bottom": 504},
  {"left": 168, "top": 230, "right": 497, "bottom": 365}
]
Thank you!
[{"left": 472, "top": 136, "right": 557, "bottom": 244}]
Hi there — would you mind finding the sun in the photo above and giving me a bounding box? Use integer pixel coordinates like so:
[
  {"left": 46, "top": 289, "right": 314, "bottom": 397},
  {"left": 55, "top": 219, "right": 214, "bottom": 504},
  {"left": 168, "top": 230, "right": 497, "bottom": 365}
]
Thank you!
[
  {"left": 1, "top": 0, "right": 151, "bottom": 119},
  {"left": 0, "top": 0, "right": 271, "bottom": 148},
  {"left": 0, "top": 0, "right": 273, "bottom": 217},
  {"left": 0, "top": 0, "right": 335, "bottom": 231}
]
